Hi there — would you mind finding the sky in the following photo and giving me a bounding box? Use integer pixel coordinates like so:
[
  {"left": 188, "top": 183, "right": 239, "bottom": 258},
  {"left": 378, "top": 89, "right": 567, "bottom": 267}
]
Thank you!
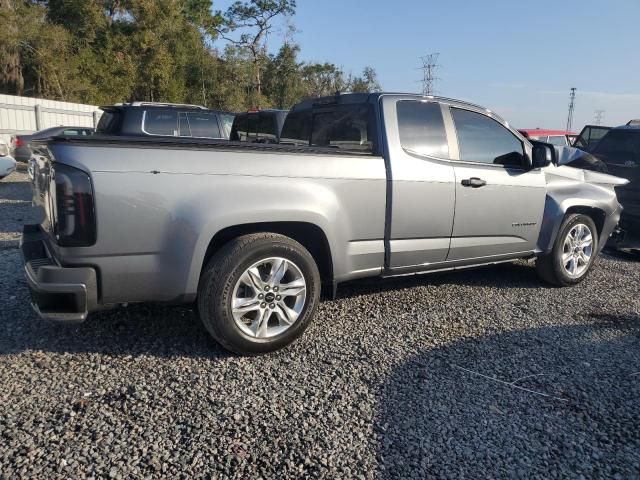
[{"left": 214, "top": 0, "right": 640, "bottom": 131}]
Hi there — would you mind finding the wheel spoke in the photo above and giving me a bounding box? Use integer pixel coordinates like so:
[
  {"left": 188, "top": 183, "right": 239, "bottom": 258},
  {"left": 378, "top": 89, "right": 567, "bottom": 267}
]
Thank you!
[
  {"left": 581, "top": 234, "right": 593, "bottom": 247},
  {"left": 232, "top": 297, "right": 260, "bottom": 315},
  {"left": 251, "top": 308, "right": 271, "bottom": 338},
  {"left": 268, "top": 258, "right": 288, "bottom": 285},
  {"left": 275, "top": 303, "right": 298, "bottom": 325},
  {"left": 562, "top": 251, "right": 572, "bottom": 264},
  {"left": 279, "top": 278, "right": 306, "bottom": 297},
  {"left": 242, "top": 267, "right": 264, "bottom": 292}
]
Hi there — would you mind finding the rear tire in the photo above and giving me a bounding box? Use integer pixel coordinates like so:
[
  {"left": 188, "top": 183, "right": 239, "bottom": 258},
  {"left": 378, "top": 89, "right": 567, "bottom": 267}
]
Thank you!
[
  {"left": 536, "top": 214, "right": 598, "bottom": 286},
  {"left": 197, "top": 233, "right": 321, "bottom": 355}
]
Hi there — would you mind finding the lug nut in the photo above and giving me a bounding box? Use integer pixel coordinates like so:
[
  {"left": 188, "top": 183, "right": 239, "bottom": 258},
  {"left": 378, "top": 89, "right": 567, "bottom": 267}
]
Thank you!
[
  {"left": 261, "top": 302, "right": 267, "bottom": 308},
  {"left": 276, "top": 295, "right": 281, "bottom": 301},
  {"left": 269, "top": 303, "right": 275, "bottom": 309},
  {"left": 273, "top": 286, "right": 279, "bottom": 292},
  {"left": 258, "top": 294, "right": 264, "bottom": 299},
  {"left": 264, "top": 286, "right": 270, "bottom": 292}
]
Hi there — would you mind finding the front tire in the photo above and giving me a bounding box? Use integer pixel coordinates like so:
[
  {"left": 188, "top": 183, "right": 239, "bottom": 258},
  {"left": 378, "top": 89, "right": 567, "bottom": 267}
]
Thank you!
[
  {"left": 536, "top": 214, "right": 598, "bottom": 286},
  {"left": 197, "top": 233, "right": 321, "bottom": 355}
]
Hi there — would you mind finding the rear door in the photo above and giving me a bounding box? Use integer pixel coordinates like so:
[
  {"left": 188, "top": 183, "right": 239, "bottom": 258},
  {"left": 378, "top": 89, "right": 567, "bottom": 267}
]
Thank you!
[
  {"left": 446, "top": 106, "right": 546, "bottom": 261},
  {"left": 382, "top": 96, "right": 456, "bottom": 268}
]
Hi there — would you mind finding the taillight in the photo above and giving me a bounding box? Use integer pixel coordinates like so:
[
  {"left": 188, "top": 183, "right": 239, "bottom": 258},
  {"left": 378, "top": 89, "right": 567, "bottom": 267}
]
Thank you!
[
  {"left": 14, "top": 137, "right": 25, "bottom": 147},
  {"left": 52, "top": 163, "right": 96, "bottom": 246}
]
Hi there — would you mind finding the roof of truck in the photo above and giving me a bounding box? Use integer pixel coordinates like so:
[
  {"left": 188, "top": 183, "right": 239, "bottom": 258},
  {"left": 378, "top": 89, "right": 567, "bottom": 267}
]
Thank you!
[{"left": 290, "top": 92, "right": 509, "bottom": 125}]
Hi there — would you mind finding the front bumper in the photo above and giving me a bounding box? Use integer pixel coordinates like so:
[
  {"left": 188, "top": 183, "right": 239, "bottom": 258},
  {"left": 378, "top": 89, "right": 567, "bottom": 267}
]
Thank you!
[{"left": 20, "top": 225, "right": 98, "bottom": 323}]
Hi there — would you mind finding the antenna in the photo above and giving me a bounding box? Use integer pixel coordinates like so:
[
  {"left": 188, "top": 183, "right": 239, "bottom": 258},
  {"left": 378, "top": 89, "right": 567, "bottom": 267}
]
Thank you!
[
  {"left": 419, "top": 53, "right": 440, "bottom": 96},
  {"left": 566, "top": 87, "right": 576, "bottom": 132},
  {"left": 594, "top": 109, "right": 605, "bottom": 125}
]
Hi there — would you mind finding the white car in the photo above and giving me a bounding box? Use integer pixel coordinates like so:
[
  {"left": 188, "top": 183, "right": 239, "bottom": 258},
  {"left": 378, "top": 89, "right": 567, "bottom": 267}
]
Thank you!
[
  {"left": 0, "top": 140, "right": 17, "bottom": 180},
  {"left": 0, "top": 155, "right": 17, "bottom": 180}
]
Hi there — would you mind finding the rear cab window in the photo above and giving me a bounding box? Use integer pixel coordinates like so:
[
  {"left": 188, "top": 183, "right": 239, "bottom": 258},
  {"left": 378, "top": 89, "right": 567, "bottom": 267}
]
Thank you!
[{"left": 281, "top": 104, "right": 375, "bottom": 153}]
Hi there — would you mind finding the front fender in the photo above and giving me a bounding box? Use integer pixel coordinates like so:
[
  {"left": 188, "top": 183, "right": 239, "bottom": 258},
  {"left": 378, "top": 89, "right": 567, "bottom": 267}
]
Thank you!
[{"left": 537, "top": 169, "right": 621, "bottom": 254}]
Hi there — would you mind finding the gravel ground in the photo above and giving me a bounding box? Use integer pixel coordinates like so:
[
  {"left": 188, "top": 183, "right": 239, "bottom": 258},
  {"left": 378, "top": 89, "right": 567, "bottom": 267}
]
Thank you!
[{"left": 1, "top": 170, "right": 639, "bottom": 479}]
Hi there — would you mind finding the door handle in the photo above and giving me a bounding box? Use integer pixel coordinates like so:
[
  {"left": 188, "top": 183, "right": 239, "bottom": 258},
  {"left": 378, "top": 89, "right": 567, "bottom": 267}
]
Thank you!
[{"left": 461, "top": 177, "right": 487, "bottom": 188}]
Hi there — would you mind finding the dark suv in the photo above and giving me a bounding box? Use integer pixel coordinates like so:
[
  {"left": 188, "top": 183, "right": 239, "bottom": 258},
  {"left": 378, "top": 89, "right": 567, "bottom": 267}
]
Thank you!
[
  {"left": 590, "top": 125, "right": 640, "bottom": 249},
  {"left": 96, "top": 102, "right": 234, "bottom": 140}
]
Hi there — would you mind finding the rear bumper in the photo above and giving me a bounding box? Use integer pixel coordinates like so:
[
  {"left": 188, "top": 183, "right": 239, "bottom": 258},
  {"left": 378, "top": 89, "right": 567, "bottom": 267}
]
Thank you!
[{"left": 20, "top": 225, "right": 98, "bottom": 323}]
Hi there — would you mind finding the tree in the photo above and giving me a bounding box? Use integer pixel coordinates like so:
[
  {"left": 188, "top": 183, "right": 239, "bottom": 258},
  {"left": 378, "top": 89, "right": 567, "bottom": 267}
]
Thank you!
[
  {"left": 262, "top": 42, "right": 303, "bottom": 108},
  {"left": 301, "top": 62, "right": 349, "bottom": 98},
  {"left": 351, "top": 66, "right": 381, "bottom": 93},
  {"left": 217, "top": 0, "right": 296, "bottom": 103}
]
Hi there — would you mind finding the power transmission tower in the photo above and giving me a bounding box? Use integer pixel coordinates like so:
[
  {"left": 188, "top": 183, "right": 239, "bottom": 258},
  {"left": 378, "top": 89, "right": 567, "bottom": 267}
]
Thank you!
[
  {"left": 566, "top": 87, "right": 576, "bottom": 131},
  {"left": 419, "top": 53, "right": 440, "bottom": 96},
  {"left": 594, "top": 109, "right": 605, "bottom": 125}
]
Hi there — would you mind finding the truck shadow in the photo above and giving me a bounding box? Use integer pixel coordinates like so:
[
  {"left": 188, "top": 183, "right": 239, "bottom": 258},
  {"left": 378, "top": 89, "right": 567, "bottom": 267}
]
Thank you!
[
  {"left": 376, "top": 317, "right": 640, "bottom": 479},
  {"left": 1, "top": 251, "right": 631, "bottom": 360},
  {"left": 337, "top": 261, "right": 547, "bottom": 299}
]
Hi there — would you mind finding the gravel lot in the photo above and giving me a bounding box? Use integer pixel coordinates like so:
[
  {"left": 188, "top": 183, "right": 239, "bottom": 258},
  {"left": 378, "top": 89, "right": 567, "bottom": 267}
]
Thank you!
[{"left": 1, "top": 169, "right": 639, "bottom": 479}]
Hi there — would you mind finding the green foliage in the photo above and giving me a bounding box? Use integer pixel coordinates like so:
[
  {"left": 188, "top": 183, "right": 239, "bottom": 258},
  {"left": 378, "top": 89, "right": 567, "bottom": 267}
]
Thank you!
[{"left": 0, "top": 0, "right": 382, "bottom": 110}]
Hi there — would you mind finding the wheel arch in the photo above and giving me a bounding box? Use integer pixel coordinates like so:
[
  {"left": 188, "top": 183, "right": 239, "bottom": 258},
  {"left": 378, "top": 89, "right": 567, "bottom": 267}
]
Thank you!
[
  {"left": 199, "top": 221, "right": 334, "bottom": 291},
  {"left": 538, "top": 195, "right": 609, "bottom": 254}
]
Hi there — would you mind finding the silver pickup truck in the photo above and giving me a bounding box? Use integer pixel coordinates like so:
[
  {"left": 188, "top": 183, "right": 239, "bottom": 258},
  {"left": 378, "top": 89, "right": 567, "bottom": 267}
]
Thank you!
[{"left": 23, "top": 93, "right": 627, "bottom": 354}]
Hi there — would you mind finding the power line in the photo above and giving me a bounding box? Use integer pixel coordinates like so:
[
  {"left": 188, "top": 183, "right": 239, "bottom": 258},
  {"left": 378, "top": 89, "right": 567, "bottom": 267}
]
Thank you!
[
  {"left": 594, "top": 109, "right": 605, "bottom": 125},
  {"left": 419, "top": 53, "right": 440, "bottom": 96},
  {"left": 566, "top": 87, "right": 576, "bottom": 132}
]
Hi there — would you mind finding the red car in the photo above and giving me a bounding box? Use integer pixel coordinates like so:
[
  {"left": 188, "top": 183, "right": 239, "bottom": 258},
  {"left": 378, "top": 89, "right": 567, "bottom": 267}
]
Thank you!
[{"left": 518, "top": 129, "right": 576, "bottom": 147}]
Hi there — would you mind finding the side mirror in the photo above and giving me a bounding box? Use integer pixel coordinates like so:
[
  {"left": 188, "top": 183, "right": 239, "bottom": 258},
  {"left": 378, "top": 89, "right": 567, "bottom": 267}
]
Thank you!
[{"left": 530, "top": 141, "right": 557, "bottom": 168}]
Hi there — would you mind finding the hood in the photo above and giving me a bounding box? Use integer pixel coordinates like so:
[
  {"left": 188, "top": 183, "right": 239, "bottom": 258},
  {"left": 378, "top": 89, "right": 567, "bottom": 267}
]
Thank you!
[{"left": 553, "top": 146, "right": 628, "bottom": 187}]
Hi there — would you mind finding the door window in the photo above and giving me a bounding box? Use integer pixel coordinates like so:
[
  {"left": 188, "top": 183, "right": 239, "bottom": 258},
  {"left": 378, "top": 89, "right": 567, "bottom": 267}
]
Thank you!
[
  {"left": 451, "top": 108, "right": 525, "bottom": 168},
  {"left": 396, "top": 100, "right": 449, "bottom": 158},
  {"left": 186, "top": 112, "right": 221, "bottom": 138},
  {"left": 144, "top": 110, "right": 178, "bottom": 136}
]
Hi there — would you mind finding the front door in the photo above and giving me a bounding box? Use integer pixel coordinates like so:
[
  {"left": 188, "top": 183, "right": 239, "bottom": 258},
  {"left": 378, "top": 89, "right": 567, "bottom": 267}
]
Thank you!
[{"left": 446, "top": 106, "right": 546, "bottom": 261}]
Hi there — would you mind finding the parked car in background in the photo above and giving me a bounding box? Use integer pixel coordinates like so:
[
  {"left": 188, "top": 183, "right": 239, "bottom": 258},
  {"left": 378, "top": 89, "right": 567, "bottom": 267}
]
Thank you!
[
  {"left": 11, "top": 126, "right": 94, "bottom": 162},
  {"left": 230, "top": 109, "right": 288, "bottom": 143},
  {"left": 0, "top": 140, "right": 16, "bottom": 180},
  {"left": 24, "top": 92, "right": 627, "bottom": 354},
  {"left": 588, "top": 125, "right": 640, "bottom": 250},
  {"left": 573, "top": 124, "right": 612, "bottom": 151},
  {"left": 96, "top": 102, "right": 234, "bottom": 140},
  {"left": 627, "top": 119, "right": 640, "bottom": 126},
  {"left": 518, "top": 129, "right": 576, "bottom": 147}
]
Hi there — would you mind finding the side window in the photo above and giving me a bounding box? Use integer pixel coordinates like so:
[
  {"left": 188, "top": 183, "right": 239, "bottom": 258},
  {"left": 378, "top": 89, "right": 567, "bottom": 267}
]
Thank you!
[
  {"left": 61, "top": 129, "right": 79, "bottom": 135},
  {"left": 144, "top": 110, "right": 178, "bottom": 136},
  {"left": 451, "top": 108, "right": 525, "bottom": 168},
  {"left": 186, "top": 112, "right": 221, "bottom": 138},
  {"left": 396, "top": 100, "right": 449, "bottom": 158},
  {"left": 280, "top": 111, "right": 311, "bottom": 146},
  {"left": 231, "top": 114, "right": 249, "bottom": 141},
  {"left": 310, "top": 105, "right": 372, "bottom": 152},
  {"left": 178, "top": 113, "right": 191, "bottom": 137},
  {"left": 257, "top": 113, "right": 277, "bottom": 143},
  {"left": 221, "top": 114, "right": 235, "bottom": 139},
  {"left": 246, "top": 114, "right": 258, "bottom": 142}
]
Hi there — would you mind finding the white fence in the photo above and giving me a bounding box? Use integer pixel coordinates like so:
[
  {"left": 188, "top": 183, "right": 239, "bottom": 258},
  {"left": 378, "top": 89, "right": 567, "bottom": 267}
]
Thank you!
[{"left": 0, "top": 94, "right": 102, "bottom": 143}]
